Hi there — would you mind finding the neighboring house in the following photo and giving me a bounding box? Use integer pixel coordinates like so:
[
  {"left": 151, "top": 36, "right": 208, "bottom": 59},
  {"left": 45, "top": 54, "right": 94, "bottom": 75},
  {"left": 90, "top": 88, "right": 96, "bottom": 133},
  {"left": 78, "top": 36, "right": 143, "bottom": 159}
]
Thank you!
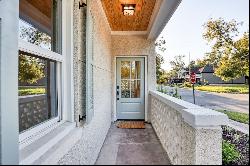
[
  {"left": 0, "top": 0, "right": 228, "bottom": 165},
  {"left": 200, "top": 64, "right": 247, "bottom": 84}
]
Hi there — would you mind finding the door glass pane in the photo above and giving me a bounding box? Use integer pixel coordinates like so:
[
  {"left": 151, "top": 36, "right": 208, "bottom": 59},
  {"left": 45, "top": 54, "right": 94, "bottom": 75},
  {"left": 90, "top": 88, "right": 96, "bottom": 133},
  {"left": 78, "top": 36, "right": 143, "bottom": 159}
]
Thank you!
[
  {"left": 131, "top": 80, "right": 141, "bottom": 98},
  {"left": 121, "top": 61, "right": 130, "bottom": 79},
  {"left": 121, "top": 80, "right": 130, "bottom": 98},
  {"left": 18, "top": 52, "right": 58, "bottom": 133},
  {"left": 131, "top": 61, "right": 141, "bottom": 79},
  {"left": 19, "top": 0, "right": 62, "bottom": 54}
]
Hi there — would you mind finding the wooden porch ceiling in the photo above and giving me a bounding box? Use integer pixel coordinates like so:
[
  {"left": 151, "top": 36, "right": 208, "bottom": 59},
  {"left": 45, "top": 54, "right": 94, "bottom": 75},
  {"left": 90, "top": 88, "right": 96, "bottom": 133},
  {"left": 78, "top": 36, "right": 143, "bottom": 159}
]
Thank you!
[
  {"left": 20, "top": 0, "right": 52, "bottom": 34},
  {"left": 101, "top": 0, "right": 156, "bottom": 31}
]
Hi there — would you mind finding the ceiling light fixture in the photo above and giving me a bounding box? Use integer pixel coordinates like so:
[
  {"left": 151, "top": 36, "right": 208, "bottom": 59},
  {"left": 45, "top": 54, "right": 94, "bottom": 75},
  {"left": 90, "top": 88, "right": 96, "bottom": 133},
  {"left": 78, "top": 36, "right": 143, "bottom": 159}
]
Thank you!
[{"left": 122, "top": 4, "right": 136, "bottom": 16}]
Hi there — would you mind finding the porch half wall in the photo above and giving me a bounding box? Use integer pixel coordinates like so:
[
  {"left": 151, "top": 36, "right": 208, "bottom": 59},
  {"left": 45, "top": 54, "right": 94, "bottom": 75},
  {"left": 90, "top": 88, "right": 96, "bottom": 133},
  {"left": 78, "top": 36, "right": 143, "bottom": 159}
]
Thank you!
[{"left": 112, "top": 35, "right": 157, "bottom": 122}]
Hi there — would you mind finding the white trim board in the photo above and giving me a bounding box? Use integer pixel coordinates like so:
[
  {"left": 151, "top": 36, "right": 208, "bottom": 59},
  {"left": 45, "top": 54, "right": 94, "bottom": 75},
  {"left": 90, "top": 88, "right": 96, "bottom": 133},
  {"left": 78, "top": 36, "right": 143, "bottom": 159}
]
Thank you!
[
  {"left": 18, "top": 40, "right": 63, "bottom": 62},
  {"left": 111, "top": 31, "right": 147, "bottom": 36},
  {"left": 114, "top": 56, "right": 148, "bottom": 122}
]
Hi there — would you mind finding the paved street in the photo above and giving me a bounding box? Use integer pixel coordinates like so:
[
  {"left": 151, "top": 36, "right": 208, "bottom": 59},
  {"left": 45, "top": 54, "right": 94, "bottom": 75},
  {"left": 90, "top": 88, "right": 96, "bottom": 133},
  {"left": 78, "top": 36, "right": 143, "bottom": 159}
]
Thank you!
[{"left": 176, "top": 88, "right": 249, "bottom": 114}]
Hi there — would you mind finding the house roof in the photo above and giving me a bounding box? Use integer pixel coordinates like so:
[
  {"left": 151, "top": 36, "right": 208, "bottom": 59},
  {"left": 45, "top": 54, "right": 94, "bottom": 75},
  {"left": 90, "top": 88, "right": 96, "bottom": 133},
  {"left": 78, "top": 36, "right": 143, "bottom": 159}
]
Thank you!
[
  {"left": 200, "top": 64, "right": 215, "bottom": 73},
  {"left": 184, "top": 67, "right": 202, "bottom": 74}
]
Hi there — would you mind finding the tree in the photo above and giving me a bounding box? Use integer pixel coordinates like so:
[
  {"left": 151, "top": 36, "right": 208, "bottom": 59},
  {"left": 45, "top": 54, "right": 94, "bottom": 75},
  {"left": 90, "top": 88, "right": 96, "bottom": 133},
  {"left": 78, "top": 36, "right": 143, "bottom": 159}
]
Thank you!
[
  {"left": 203, "top": 18, "right": 249, "bottom": 81},
  {"left": 19, "top": 54, "right": 45, "bottom": 84},
  {"left": 170, "top": 55, "right": 186, "bottom": 78},
  {"left": 215, "top": 32, "right": 249, "bottom": 81},
  {"left": 196, "top": 58, "right": 207, "bottom": 68},
  {"left": 155, "top": 37, "right": 167, "bottom": 84},
  {"left": 156, "top": 54, "right": 165, "bottom": 84},
  {"left": 19, "top": 25, "right": 50, "bottom": 84}
]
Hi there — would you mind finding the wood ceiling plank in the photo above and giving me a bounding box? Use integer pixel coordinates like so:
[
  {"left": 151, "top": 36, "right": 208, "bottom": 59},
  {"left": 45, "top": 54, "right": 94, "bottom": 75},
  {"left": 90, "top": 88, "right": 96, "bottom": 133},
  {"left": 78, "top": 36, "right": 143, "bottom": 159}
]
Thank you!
[{"left": 101, "top": 0, "right": 156, "bottom": 31}]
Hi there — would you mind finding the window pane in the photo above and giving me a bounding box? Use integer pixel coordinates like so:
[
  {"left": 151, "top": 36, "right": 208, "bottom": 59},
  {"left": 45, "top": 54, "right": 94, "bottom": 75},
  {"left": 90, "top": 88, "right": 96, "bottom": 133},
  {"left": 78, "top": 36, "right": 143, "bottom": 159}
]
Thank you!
[
  {"left": 131, "top": 80, "right": 141, "bottom": 98},
  {"left": 131, "top": 61, "right": 141, "bottom": 79},
  {"left": 19, "top": 0, "right": 62, "bottom": 53},
  {"left": 18, "top": 52, "right": 58, "bottom": 133},
  {"left": 121, "top": 80, "right": 130, "bottom": 98},
  {"left": 121, "top": 61, "right": 130, "bottom": 79}
]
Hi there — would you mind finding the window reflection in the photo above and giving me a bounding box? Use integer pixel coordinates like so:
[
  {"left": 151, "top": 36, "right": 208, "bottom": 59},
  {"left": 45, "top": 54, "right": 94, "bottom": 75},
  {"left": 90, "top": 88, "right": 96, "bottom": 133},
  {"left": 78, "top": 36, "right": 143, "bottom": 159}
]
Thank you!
[
  {"left": 18, "top": 52, "right": 58, "bottom": 133},
  {"left": 121, "top": 80, "right": 130, "bottom": 98},
  {"left": 19, "top": 0, "right": 62, "bottom": 53},
  {"left": 131, "top": 61, "right": 141, "bottom": 79},
  {"left": 120, "top": 60, "right": 142, "bottom": 99},
  {"left": 121, "top": 61, "right": 130, "bottom": 79},
  {"left": 131, "top": 80, "right": 140, "bottom": 98}
]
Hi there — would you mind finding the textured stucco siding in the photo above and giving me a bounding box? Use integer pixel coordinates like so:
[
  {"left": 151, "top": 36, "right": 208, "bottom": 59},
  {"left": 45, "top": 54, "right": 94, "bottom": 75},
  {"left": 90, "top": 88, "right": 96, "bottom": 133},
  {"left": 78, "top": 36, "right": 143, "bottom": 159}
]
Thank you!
[
  {"left": 73, "top": 0, "right": 87, "bottom": 126},
  {"left": 111, "top": 35, "right": 157, "bottom": 121},
  {"left": 202, "top": 73, "right": 246, "bottom": 84},
  {"left": 58, "top": 0, "right": 112, "bottom": 164},
  {"left": 150, "top": 95, "right": 222, "bottom": 165}
]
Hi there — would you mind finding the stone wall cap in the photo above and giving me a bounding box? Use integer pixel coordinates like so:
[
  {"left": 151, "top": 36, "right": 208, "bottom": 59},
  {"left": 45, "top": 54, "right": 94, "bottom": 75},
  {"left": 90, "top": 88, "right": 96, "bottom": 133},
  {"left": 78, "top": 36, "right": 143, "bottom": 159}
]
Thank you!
[{"left": 150, "top": 90, "right": 229, "bottom": 128}]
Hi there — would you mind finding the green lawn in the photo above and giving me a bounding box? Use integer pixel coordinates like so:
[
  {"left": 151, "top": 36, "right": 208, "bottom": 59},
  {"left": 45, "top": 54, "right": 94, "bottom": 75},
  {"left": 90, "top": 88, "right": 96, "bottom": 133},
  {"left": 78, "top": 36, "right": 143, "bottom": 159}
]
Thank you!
[
  {"left": 217, "top": 110, "right": 249, "bottom": 124},
  {"left": 194, "top": 84, "right": 249, "bottom": 94},
  {"left": 19, "top": 87, "right": 46, "bottom": 96}
]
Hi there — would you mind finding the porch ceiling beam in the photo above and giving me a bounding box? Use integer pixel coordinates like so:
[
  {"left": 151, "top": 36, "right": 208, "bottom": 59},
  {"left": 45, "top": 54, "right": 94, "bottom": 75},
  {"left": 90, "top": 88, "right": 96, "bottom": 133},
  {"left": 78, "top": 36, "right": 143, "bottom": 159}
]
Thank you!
[
  {"left": 147, "top": 0, "right": 182, "bottom": 40},
  {"left": 111, "top": 31, "right": 148, "bottom": 36}
]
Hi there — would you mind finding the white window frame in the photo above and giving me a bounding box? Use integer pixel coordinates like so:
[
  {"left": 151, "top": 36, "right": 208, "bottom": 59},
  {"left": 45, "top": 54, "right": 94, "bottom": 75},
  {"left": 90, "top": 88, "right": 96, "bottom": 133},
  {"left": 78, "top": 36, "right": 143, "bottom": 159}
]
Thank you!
[{"left": 18, "top": 0, "right": 67, "bottom": 146}]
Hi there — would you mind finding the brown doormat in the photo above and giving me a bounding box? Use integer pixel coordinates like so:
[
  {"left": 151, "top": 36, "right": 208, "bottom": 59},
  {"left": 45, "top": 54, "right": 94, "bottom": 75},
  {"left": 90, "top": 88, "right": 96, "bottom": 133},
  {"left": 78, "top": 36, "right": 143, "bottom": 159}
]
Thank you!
[{"left": 116, "top": 121, "right": 145, "bottom": 129}]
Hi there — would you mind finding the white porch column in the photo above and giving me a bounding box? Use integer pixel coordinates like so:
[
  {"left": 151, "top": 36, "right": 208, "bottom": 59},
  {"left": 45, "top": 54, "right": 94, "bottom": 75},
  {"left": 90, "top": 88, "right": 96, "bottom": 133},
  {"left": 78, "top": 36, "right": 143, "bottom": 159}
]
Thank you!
[{"left": 0, "top": 0, "right": 19, "bottom": 164}]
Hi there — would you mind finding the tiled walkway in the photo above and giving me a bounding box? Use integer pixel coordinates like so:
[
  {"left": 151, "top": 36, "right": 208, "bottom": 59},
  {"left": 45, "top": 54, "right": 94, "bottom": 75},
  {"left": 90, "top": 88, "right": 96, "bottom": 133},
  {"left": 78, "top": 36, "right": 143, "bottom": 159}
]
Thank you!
[{"left": 95, "top": 123, "right": 171, "bottom": 165}]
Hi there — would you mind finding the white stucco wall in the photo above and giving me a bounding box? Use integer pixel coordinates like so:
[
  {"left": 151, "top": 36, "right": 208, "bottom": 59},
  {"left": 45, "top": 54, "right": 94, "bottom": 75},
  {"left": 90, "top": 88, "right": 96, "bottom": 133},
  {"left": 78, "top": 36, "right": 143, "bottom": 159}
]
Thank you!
[
  {"left": 59, "top": 1, "right": 158, "bottom": 164},
  {"left": 111, "top": 35, "right": 157, "bottom": 122},
  {"left": 58, "top": 0, "right": 112, "bottom": 164},
  {"left": 149, "top": 91, "right": 228, "bottom": 165}
]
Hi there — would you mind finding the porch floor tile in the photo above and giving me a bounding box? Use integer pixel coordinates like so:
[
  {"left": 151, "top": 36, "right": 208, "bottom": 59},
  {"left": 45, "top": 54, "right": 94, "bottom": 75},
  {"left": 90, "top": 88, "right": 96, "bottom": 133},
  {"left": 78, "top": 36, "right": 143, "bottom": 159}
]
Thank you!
[{"left": 95, "top": 123, "right": 171, "bottom": 165}]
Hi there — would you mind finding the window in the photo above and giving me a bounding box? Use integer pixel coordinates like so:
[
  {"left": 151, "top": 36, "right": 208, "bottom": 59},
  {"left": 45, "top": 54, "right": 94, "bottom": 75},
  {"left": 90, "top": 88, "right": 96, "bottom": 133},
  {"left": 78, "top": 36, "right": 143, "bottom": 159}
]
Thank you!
[
  {"left": 121, "top": 61, "right": 142, "bottom": 99},
  {"left": 18, "top": 0, "right": 62, "bottom": 133},
  {"left": 19, "top": 0, "right": 62, "bottom": 53}
]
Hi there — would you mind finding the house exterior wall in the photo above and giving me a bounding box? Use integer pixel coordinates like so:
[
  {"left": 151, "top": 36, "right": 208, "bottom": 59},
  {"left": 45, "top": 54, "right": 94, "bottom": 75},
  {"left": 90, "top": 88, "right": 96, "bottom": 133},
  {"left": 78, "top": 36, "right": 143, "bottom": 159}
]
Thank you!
[
  {"left": 202, "top": 73, "right": 246, "bottom": 84},
  {"left": 58, "top": 0, "right": 112, "bottom": 164},
  {"left": 111, "top": 35, "right": 157, "bottom": 122}
]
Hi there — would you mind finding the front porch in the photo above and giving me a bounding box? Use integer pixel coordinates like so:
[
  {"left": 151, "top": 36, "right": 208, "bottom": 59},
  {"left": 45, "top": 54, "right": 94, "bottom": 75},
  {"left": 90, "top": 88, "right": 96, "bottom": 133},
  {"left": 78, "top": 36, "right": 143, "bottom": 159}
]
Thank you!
[
  {"left": 96, "top": 123, "right": 171, "bottom": 165},
  {"left": 0, "top": 0, "right": 229, "bottom": 165}
]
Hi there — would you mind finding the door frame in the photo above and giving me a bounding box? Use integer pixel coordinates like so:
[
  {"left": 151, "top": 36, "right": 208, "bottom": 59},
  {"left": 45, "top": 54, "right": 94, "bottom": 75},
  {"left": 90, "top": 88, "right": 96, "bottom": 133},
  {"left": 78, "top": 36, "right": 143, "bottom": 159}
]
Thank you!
[{"left": 114, "top": 56, "right": 148, "bottom": 122}]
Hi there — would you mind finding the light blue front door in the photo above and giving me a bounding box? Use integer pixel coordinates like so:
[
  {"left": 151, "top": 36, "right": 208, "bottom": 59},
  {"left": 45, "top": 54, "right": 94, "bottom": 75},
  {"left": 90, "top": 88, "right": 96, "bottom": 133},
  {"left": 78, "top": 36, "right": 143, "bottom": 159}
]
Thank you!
[{"left": 116, "top": 57, "right": 145, "bottom": 120}]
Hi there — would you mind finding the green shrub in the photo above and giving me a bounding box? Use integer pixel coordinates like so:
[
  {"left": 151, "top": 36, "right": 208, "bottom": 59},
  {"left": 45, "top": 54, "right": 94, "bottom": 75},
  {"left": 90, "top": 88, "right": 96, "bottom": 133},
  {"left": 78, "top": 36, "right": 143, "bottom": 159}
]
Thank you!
[{"left": 222, "top": 141, "right": 240, "bottom": 165}]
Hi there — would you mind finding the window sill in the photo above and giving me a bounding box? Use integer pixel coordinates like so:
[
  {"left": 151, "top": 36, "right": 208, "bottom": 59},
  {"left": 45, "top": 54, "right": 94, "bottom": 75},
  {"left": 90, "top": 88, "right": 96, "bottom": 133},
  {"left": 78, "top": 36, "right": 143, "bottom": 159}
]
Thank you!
[{"left": 19, "top": 122, "right": 79, "bottom": 165}]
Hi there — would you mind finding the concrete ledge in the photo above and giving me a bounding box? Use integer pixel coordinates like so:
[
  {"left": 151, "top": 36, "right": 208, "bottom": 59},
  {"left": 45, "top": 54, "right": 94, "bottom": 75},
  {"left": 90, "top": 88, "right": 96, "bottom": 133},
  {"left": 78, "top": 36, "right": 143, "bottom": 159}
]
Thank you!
[{"left": 149, "top": 91, "right": 228, "bottom": 128}]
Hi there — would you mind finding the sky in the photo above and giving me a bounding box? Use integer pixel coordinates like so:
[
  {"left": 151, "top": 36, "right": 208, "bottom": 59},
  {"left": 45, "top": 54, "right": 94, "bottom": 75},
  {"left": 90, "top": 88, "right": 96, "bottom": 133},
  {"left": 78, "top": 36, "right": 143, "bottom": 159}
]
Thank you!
[{"left": 158, "top": 0, "right": 249, "bottom": 71}]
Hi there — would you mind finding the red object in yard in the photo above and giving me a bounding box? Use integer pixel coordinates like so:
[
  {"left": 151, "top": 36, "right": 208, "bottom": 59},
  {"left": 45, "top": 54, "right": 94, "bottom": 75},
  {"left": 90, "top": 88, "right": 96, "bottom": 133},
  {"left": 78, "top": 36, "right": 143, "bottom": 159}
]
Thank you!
[{"left": 190, "top": 72, "right": 196, "bottom": 84}]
